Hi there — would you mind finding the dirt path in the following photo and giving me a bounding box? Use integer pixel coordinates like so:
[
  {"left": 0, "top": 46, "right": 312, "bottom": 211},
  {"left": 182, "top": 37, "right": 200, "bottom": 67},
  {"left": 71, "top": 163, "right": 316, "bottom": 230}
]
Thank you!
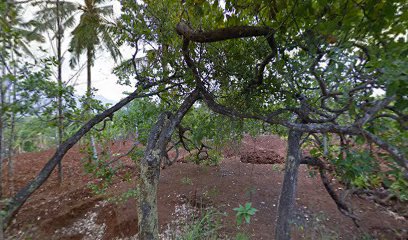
[{"left": 3, "top": 135, "right": 407, "bottom": 239}]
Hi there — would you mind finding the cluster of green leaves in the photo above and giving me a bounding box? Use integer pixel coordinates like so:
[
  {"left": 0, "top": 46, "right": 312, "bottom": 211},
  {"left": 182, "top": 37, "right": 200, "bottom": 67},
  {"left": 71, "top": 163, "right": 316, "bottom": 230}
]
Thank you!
[
  {"left": 233, "top": 202, "right": 258, "bottom": 226},
  {"left": 385, "top": 165, "right": 408, "bottom": 201},
  {"left": 83, "top": 156, "right": 116, "bottom": 194},
  {"left": 1, "top": 2, "right": 81, "bottom": 156},
  {"left": 309, "top": 137, "right": 408, "bottom": 202},
  {"left": 331, "top": 150, "right": 381, "bottom": 189},
  {"left": 108, "top": 188, "right": 140, "bottom": 204},
  {"left": 111, "top": 97, "right": 162, "bottom": 145},
  {"left": 11, "top": 117, "right": 57, "bottom": 152}
]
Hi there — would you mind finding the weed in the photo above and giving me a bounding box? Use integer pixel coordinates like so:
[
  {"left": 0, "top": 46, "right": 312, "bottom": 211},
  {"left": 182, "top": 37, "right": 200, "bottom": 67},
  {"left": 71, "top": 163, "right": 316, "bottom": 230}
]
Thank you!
[
  {"left": 179, "top": 209, "right": 221, "bottom": 240},
  {"left": 233, "top": 202, "right": 258, "bottom": 225},
  {"left": 272, "top": 164, "right": 281, "bottom": 172}
]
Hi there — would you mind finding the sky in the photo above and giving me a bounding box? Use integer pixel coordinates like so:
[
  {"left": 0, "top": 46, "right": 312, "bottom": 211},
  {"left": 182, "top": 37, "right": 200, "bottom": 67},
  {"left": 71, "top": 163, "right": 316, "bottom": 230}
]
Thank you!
[{"left": 24, "top": 0, "right": 134, "bottom": 104}]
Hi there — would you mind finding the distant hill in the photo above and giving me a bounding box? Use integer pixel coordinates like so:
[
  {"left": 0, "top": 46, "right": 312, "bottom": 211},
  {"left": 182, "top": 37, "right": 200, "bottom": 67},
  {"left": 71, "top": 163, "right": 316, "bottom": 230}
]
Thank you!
[{"left": 95, "top": 95, "right": 116, "bottom": 105}]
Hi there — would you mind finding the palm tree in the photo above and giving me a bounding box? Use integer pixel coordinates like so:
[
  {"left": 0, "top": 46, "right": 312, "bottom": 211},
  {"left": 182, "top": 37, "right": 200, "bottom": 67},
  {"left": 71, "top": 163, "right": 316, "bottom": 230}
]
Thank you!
[
  {"left": 69, "top": 0, "right": 121, "bottom": 162},
  {"left": 69, "top": 0, "right": 121, "bottom": 110}
]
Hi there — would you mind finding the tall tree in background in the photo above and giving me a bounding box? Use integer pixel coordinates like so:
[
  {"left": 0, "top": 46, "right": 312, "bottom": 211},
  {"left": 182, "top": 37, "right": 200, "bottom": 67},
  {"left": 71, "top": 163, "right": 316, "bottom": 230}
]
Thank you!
[
  {"left": 69, "top": 0, "right": 121, "bottom": 110},
  {"left": 69, "top": 0, "right": 121, "bottom": 162},
  {"left": 0, "top": 1, "right": 44, "bottom": 196},
  {"left": 33, "top": 0, "right": 77, "bottom": 183}
]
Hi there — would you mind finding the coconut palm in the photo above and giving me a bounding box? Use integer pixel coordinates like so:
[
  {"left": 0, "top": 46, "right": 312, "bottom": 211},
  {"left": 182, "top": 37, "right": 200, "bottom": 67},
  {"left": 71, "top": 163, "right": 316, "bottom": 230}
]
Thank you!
[
  {"left": 69, "top": 0, "right": 121, "bottom": 109},
  {"left": 69, "top": 0, "right": 121, "bottom": 163}
]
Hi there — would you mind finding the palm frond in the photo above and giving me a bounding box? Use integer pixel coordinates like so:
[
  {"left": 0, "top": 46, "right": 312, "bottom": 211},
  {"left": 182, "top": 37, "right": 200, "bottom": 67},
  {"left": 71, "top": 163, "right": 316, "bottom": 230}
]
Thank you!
[
  {"left": 68, "top": 0, "right": 119, "bottom": 68},
  {"left": 96, "top": 5, "right": 114, "bottom": 17},
  {"left": 99, "top": 25, "right": 121, "bottom": 63}
]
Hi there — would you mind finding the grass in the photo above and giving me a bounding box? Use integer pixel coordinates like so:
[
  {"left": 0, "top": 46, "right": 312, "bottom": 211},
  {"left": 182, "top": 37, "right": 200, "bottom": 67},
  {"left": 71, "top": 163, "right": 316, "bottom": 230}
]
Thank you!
[{"left": 179, "top": 209, "right": 222, "bottom": 240}]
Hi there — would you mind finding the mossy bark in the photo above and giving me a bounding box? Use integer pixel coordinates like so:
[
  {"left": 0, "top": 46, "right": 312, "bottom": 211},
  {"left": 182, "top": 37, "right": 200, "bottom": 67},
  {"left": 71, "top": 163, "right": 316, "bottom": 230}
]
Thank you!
[
  {"left": 275, "top": 129, "right": 302, "bottom": 240},
  {"left": 137, "top": 90, "right": 199, "bottom": 240},
  {"left": 137, "top": 113, "right": 170, "bottom": 240}
]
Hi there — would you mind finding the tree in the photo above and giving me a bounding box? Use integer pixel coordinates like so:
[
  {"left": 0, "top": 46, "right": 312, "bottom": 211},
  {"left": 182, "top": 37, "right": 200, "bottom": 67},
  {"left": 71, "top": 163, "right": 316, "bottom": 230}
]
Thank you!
[
  {"left": 69, "top": 0, "right": 121, "bottom": 110},
  {"left": 118, "top": 1, "right": 407, "bottom": 239},
  {"left": 69, "top": 0, "right": 121, "bottom": 164},
  {"left": 0, "top": 0, "right": 45, "bottom": 197},
  {"left": 1, "top": 1, "right": 407, "bottom": 240},
  {"left": 33, "top": 0, "right": 77, "bottom": 183}
]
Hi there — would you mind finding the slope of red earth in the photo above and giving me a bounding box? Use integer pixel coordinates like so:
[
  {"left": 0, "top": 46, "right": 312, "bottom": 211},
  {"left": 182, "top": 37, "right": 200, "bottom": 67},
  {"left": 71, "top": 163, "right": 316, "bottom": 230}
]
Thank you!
[{"left": 2, "top": 135, "right": 407, "bottom": 239}]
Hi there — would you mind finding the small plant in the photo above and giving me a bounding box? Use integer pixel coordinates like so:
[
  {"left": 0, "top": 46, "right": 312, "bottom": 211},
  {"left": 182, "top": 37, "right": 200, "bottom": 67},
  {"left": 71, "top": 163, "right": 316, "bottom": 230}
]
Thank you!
[
  {"left": 181, "top": 177, "right": 193, "bottom": 185},
  {"left": 233, "top": 202, "right": 258, "bottom": 225},
  {"left": 164, "top": 208, "right": 222, "bottom": 240},
  {"left": 271, "top": 164, "right": 281, "bottom": 172}
]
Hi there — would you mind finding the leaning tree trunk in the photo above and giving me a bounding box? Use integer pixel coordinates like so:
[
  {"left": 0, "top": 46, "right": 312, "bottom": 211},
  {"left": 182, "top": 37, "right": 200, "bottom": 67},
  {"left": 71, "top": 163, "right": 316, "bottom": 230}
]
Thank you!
[
  {"left": 137, "top": 90, "right": 198, "bottom": 240},
  {"left": 275, "top": 129, "right": 302, "bottom": 240},
  {"left": 1, "top": 88, "right": 152, "bottom": 230}
]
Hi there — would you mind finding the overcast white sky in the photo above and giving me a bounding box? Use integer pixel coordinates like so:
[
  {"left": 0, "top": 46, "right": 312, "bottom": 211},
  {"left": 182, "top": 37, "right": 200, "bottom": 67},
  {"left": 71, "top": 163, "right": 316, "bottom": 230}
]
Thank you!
[{"left": 24, "top": 0, "right": 134, "bottom": 103}]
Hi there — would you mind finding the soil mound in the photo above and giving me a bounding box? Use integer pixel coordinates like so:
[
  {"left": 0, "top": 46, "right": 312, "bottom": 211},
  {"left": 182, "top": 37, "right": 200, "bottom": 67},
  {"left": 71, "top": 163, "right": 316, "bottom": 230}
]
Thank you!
[
  {"left": 225, "top": 135, "right": 287, "bottom": 164},
  {"left": 240, "top": 149, "right": 285, "bottom": 164}
]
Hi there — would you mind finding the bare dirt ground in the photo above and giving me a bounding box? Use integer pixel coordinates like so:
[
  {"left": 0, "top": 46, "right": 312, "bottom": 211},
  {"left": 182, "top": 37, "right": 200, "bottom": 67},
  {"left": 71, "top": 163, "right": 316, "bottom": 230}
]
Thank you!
[{"left": 2, "top": 135, "right": 407, "bottom": 239}]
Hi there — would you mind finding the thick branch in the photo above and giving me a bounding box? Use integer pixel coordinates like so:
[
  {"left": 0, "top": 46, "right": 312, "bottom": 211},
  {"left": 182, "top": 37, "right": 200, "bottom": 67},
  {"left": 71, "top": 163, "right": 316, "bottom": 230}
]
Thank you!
[
  {"left": 354, "top": 96, "right": 396, "bottom": 127},
  {"left": 362, "top": 130, "right": 408, "bottom": 173},
  {"left": 179, "top": 29, "right": 407, "bottom": 178},
  {"left": 176, "top": 21, "right": 274, "bottom": 44},
  {"left": 301, "top": 157, "right": 360, "bottom": 226}
]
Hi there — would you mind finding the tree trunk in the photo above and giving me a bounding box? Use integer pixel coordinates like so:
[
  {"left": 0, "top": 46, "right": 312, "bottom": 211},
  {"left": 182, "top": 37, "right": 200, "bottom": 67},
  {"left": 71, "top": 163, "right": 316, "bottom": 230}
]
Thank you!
[
  {"left": 138, "top": 113, "right": 170, "bottom": 240},
  {"left": 0, "top": 108, "right": 3, "bottom": 200},
  {"left": 323, "top": 133, "right": 328, "bottom": 157},
  {"left": 85, "top": 47, "right": 99, "bottom": 162},
  {"left": 137, "top": 90, "right": 198, "bottom": 240},
  {"left": 86, "top": 47, "right": 92, "bottom": 109},
  {"left": 0, "top": 65, "right": 5, "bottom": 199},
  {"left": 275, "top": 129, "right": 302, "bottom": 240},
  {"left": 56, "top": 0, "right": 63, "bottom": 184},
  {"left": 7, "top": 81, "right": 16, "bottom": 195},
  {"left": 90, "top": 135, "right": 98, "bottom": 162}
]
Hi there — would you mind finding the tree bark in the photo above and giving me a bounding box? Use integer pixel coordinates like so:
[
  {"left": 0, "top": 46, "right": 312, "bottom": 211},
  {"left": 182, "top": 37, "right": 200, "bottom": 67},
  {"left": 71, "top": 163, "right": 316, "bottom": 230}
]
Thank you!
[
  {"left": 56, "top": 0, "right": 63, "bottom": 184},
  {"left": 275, "top": 129, "right": 302, "bottom": 240},
  {"left": 137, "top": 90, "right": 198, "bottom": 240},
  {"left": 176, "top": 21, "right": 274, "bottom": 44},
  {"left": 7, "top": 73, "right": 16, "bottom": 195},
  {"left": 85, "top": 47, "right": 99, "bottom": 162},
  {"left": 87, "top": 47, "right": 92, "bottom": 107},
  {"left": 138, "top": 112, "right": 170, "bottom": 240},
  {"left": 0, "top": 64, "right": 6, "bottom": 199}
]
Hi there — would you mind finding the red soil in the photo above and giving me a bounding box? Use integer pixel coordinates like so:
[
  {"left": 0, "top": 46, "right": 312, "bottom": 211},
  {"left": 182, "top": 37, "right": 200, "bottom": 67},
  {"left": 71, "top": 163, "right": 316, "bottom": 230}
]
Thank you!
[{"left": 2, "top": 135, "right": 407, "bottom": 239}]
